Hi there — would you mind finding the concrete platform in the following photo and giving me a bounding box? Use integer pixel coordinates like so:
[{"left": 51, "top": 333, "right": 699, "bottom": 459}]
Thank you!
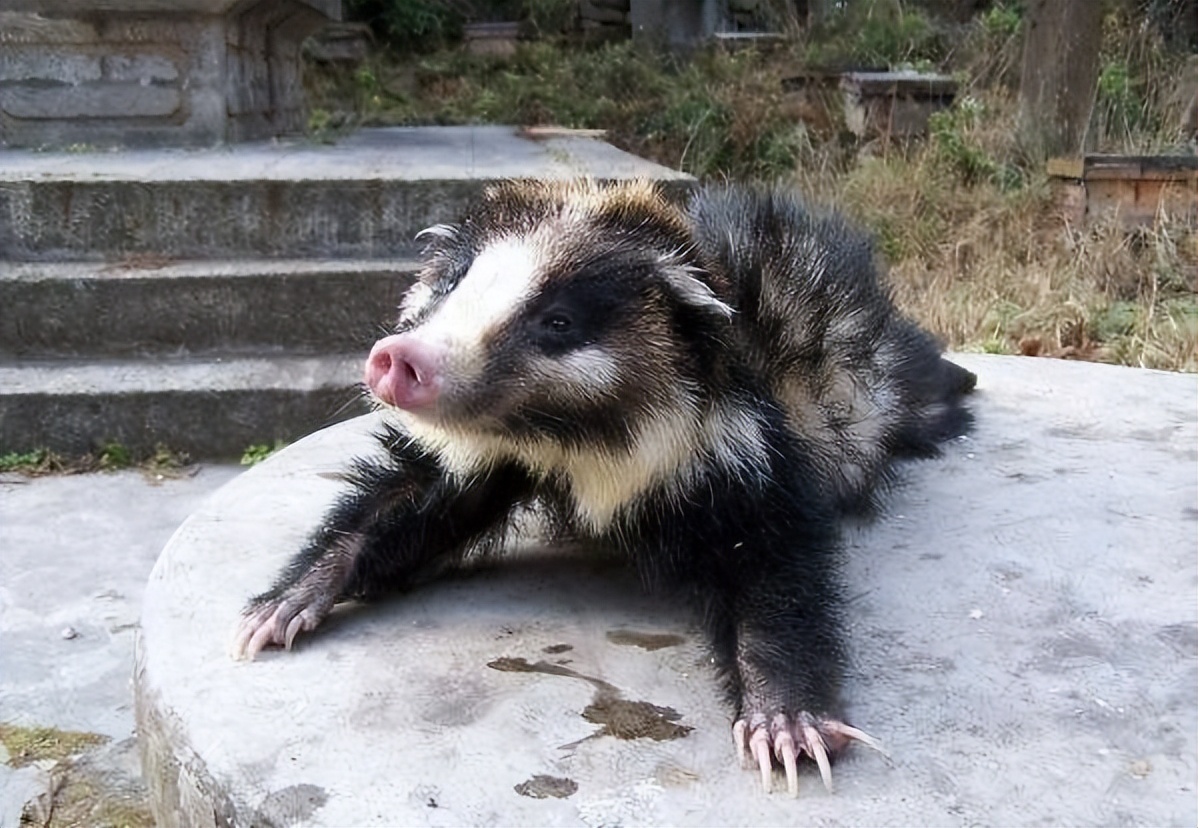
[
  {"left": 0, "top": 126, "right": 694, "bottom": 261},
  {"left": 0, "top": 462, "right": 243, "bottom": 826},
  {"left": 134, "top": 354, "right": 1198, "bottom": 827}
]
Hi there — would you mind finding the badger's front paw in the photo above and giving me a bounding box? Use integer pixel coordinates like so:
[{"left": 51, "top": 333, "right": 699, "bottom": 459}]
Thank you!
[
  {"left": 231, "top": 584, "right": 336, "bottom": 661},
  {"left": 732, "top": 710, "right": 883, "bottom": 797}
]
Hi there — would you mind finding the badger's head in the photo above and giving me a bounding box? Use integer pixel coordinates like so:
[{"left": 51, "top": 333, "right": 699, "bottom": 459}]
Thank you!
[{"left": 365, "top": 179, "right": 762, "bottom": 528}]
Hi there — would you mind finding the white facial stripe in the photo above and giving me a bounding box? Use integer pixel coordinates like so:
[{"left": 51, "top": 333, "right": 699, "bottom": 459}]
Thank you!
[
  {"left": 537, "top": 348, "right": 621, "bottom": 397},
  {"left": 418, "top": 238, "right": 542, "bottom": 370}
]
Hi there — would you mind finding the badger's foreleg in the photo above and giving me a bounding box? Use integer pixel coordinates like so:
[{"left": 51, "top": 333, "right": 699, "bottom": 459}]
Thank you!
[
  {"left": 640, "top": 446, "right": 881, "bottom": 796},
  {"left": 232, "top": 440, "right": 532, "bottom": 660},
  {"left": 722, "top": 561, "right": 884, "bottom": 797}
]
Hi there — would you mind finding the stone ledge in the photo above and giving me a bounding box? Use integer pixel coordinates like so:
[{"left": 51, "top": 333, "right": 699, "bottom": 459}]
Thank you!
[
  {"left": 135, "top": 354, "right": 1197, "bottom": 826},
  {"left": 1, "top": 1, "right": 338, "bottom": 15},
  {"left": 0, "top": 126, "right": 694, "bottom": 261},
  {"left": 0, "top": 353, "right": 367, "bottom": 457}
]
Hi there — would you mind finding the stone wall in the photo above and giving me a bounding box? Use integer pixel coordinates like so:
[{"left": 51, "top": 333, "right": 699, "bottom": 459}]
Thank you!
[{"left": 0, "top": 1, "right": 339, "bottom": 148}]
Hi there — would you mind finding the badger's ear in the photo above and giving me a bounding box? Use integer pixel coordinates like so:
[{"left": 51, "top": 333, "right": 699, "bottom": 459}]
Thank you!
[
  {"left": 414, "top": 223, "right": 459, "bottom": 242},
  {"left": 660, "top": 263, "right": 734, "bottom": 319}
]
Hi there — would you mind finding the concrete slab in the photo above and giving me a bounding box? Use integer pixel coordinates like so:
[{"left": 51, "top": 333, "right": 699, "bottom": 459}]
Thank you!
[
  {"left": 0, "top": 463, "right": 243, "bottom": 825},
  {"left": 0, "top": 127, "right": 693, "bottom": 261},
  {"left": 135, "top": 354, "right": 1198, "bottom": 827},
  {"left": 0, "top": 465, "right": 243, "bottom": 740}
]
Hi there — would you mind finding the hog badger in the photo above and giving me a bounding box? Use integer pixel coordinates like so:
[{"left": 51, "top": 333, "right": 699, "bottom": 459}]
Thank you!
[{"left": 234, "top": 179, "right": 975, "bottom": 796}]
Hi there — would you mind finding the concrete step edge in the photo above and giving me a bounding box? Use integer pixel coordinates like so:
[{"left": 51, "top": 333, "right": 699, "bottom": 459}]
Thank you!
[
  {"left": 1, "top": 259, "right": 416, "bottom": 358},
  {"left": 0, "top": 353, "right": 365, "bottom": 396},
  {"left": 0, "top": 126, "right": 694, "bottom": 184},
  {"left": 0, "top": 353, "right": 373, "bottom": 457},
  {"left": 1, "top": 257, "right": 424, "bottom": 282}
]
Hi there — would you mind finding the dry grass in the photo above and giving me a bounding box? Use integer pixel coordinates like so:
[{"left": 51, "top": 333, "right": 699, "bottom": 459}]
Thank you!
[{"left": 788, "top": 90, "right": 1198, "bottom": 371}]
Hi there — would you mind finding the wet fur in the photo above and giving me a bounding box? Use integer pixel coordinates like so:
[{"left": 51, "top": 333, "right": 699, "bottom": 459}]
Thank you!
[{"left": 242, "top": 180, "right": 974, "bottom": 750}]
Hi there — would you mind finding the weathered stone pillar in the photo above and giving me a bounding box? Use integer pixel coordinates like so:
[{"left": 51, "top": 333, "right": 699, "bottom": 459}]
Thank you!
[
  {"left": 0, "top": 1, "right": 339, "bottom": 148},
  {"left": 629, "top": 0, "right": 722, "bottom": 47}
]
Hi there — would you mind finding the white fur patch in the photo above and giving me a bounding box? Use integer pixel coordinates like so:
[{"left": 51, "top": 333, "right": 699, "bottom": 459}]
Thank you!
[
  {"left": 562, "top": 400, "right": 770, "bottom": 531},
  {"left": 392, "top": 392, "right": 771, "bottom": 535},
  {"left": 565, "top": 403, "right": 699, "bottom": 530},
  {"left": 397, "top": 280, "right": 434, "bottom": 325},
  {"left": 703, "top": 402, "right": 770, "bottom": 482},
  {"left": 417, "top": 237, "right": 543, "bottom": 380},
  {"left": 534, "top": 347, "right": 622, "bottom": 400}
]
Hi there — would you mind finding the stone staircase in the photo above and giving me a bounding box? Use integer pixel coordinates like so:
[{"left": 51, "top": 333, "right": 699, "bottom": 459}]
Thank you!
[{"left": 0, "top": 126, "right": 692, "bottom": 458}]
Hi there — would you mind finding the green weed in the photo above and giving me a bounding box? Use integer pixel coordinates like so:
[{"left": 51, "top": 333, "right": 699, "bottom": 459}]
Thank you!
[
  {"left": 241, "top": 441, "right": 288, "bottom": 466},
  {"left": 0, "top": 448, "right": 61, "bottom": 475},
  {"left": 97, "top": 441, "right": 132, "bottom": 470}
]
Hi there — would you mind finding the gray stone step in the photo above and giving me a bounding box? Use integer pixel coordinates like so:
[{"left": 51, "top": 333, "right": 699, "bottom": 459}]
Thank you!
[
  {"left": 0, "top": 126, "right": 693, "bottom": 262},
  {"left": 0, "top": 353, "right": 367, "bottom": 458},
  {"left": 0, "top": 258, "right": 417, "bottom": 358}
]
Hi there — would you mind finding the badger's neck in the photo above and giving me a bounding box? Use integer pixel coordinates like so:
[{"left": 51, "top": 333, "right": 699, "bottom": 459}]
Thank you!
[{"left": 392, "top": 400, "right": 771, "bottom": 534}]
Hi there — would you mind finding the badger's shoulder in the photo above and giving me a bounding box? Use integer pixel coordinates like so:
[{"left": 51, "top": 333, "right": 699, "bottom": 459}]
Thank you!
[
  {"left": 686, "top": 184, "right": 891, "bottom": 338},
  {"left": 685, "top": 183, "right": 974, "bottom": 510}
]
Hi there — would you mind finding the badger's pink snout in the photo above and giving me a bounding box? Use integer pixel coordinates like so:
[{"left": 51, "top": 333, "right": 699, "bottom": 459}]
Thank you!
[{"left": 365, "top": 334, "right": 445, "bottom": 411}]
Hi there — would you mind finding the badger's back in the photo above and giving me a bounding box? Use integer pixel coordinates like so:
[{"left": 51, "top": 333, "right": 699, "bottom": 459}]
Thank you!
[{"left": 688, "top": 185, "right": 975, "bottom": 511}]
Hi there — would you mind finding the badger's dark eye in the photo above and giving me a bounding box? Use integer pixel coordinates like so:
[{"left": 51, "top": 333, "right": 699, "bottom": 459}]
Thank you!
[{"left": 541, "top": 312, "right": 573, "bottom": 334}]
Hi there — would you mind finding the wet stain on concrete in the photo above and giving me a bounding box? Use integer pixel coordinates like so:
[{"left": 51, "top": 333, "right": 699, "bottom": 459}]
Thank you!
[
  {"left": 258, "top": 783, "right": 328, "bottom": 827},
  {"left": 415, "top": 675, "right": 495, "bottom": 728},
  {"left": 543, "top": 643, "right": 573, "bottom": 654},
  {"left": 1031, "top": 631, "right": 1108, "bottom": 672},
  {"left": 1129, "top": 427, "right": 1181, "bottom": 444},
  {"left": 1046, "top": 424, "right": 1099, "bottom": 440},
  {"left": 605, "top": 629, "right": 686, "bottom": 651},
  {"left": 653, "top": 760, "right": 700, "bottom": 787},
  {"left": 900, "top": 654, "right": 956, "bottom": 673},
  {"left": 1156, "top": 623, "right": 1198, "bottom": 658},
  {"left": 488, "top": 656, "right": 693, "bottom": 744},
  {"left": 514, "top": 774, "right": 578, "bottom": 799},
  {"left": 582, "top": 696, "right": 692, "bottom": 741}
]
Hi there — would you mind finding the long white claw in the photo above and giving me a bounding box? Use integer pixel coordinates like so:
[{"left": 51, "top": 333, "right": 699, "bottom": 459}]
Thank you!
[
  {"left": 284, "top": 614, "right": 306, "bottom": 650},
  {"left": 244, "top": 614, "right": 279, "bottom": 661},
  {"left": 231, "top": 624, "right": 252, "bottom": 661},
  {"left": 750, "top": 731, "right": 773, "bottom": 794},
  {"left": 804, "top": 724, "right": 833, "bottom": 793},
  {"left": 776, "top": 732, "right": 799, "bottom": 798},
  {"left": 732, "top": 720, "right": 749, "bottom": 768},
  {"left": 831, "top": 722, "right": 888, "bottom": 756}
]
